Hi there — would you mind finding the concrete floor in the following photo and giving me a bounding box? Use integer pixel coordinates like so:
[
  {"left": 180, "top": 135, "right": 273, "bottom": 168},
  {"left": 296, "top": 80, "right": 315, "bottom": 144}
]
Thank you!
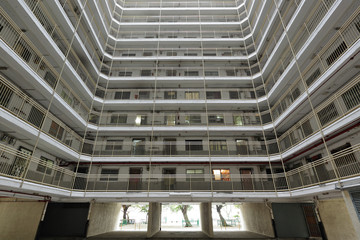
[{"left": 87, "top": 230, "right": 270, "bottom": 239}]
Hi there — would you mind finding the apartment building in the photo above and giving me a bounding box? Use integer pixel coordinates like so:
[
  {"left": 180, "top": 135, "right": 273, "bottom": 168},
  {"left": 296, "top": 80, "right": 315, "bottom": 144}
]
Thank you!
[{"left": 0, "top": 0, "right": 360, "bottom": 239}]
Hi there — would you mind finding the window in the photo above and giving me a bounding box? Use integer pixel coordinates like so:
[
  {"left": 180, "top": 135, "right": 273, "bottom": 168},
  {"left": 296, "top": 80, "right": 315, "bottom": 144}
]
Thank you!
[
  {"left": 208, "top": 114, "right": 224, "bottom": 124},
  {"left": 14, "top": 41, "right": 31, "bottom": 62},
  {"left": 186, "top": 140, "right": 203, "bottom": 151},
  {"left": 0, "top": 82, "right": 13, "bottom": 107},
  {"left": 331, "top": 143, "right": 357, "bottom": 168},
  {"left": 326, "top": 41, "right": 347, "bottom": 66},
  {"left": 167, "top": 52, "right": 177, "bottom": 56},
  {"left": 305, "top": 68, "right": 321, "bottom": 86},
  {"left": 164, "top": 91, "right": 177, "bottom": 99},
  {"left": 206, "top": 91, "right": 221, "bottom": 99},
  {"left": 233, "top": 115, "right": 244, "bottom": 126},
  {"left": 105, "top": 140, "right": 123, "bottom": 151},
  {"left": 60, "top": 90, "right": 73, "bottom": 106},
  {"left": 185, "top": 91, "right": 200, "bottom": 99},
  {"left": 49, "top": 121, "right": 64, "bottom": 140},
  {"left": 110, "top": 115, "right": 127, "bottom": 124},
  {"left": 184, "top": 53, "right": 197, "bottom": 56},
  {"left": 184, "top": 71, "right": 199, "bottom": 76},
  {"left": 203, "top": 53, "right": 216, "bottom": 56},
  {"left": 229, "top": 91, "right": 239, "bottom": 99},
  {"left": 165, "top": 115, "right": 176, "bottom": 126},
  {"left": 44, "top": 72, "right": 57, "bottom": 88},
  {"left": 122, "top": 53, "right": 136, "bottom": 56},
  {"left": 341, "top": 82, "right": 360, "bottom": 110},
  {"left": 135, "top": 115, "right": 147, "bottom": 125},
  {"left": 27, "top": 107, "right": 44, "bottom": 128},
  {"left": 118, "top": 71, "right": 132, "bottom": 76},
  {"left": 317, "top": 102, "right": 339, "bottom": 126},
  {"left": 210, "top": 140, "right": 227, "bottom": 151},
  {"left": 185, "top": 115, "right": 201, "bottom": 124},
  {"left": 37, "top": 157, "right": 54, "bottom": 175},
  {"left": 166, "top": 70, "right": 177, "bottom": 76},
  {"left": 212, "top": 169, "right": 230, "bottom": 181},
  {"left": 226, "top": 70, "right": 235, "bottom": 76},
  {"left": 186, "top": 169, "right": 204, "bottom": 181},
  {"left": 141, "top": 70, "right": 152, "bottom": 76},
  {"left": 100, "top": 168, "right": 119, "bottom": 181},
  {"left": 139, "top": 91, "right": 150, "bottom": 99},
  {"left": 143, "top": 52, "right": 153, "bottom": 56},
  {"left": 114, "top": 91, "right": 130, "bottom": 99}
]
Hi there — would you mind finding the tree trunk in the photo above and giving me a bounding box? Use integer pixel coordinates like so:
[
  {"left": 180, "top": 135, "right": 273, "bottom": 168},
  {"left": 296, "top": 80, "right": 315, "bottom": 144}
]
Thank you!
[
  {"left": 216, "top": 205, "right": 230, "bottom": 227},
  {"left": 180, "top": 205, "right": 192, "bottom": 227},
  {"left": 122, "top": 205, "right": 131, "bottom": 222}
]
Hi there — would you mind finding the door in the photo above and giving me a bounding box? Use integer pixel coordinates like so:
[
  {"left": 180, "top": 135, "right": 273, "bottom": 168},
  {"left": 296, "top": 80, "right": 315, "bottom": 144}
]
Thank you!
[
  {"left": 163, "top": 138, "right": 176, "bottom": 156},
  {"left": 74, "top": 167, "right": 88, "bottom": 190},
  {"left": 162, "top": 168, "right": 176, "bottom": 190},
  {"left": 302, "top": 204, "right": 321, "bottom": 237},
  {"left": 132, "top": 138, "right": 145, "bottom": 155},
  {"left": 236, "top": 139, "right": 249, "bottom": 155},
  {"left": 128, "top": 168, "right": 142, "bottom": 190},
  {"left": 240, "top": 168, "right": 253, "bottom": 190},
  {"left": 11, "top": 147, "right": 33, "bottom": 177}
]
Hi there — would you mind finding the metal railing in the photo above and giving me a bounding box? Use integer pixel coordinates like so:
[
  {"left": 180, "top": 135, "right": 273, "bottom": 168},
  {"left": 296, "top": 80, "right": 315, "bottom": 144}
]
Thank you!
[{"left": 1, "top": 141, "right": 360, "bottom": 192}]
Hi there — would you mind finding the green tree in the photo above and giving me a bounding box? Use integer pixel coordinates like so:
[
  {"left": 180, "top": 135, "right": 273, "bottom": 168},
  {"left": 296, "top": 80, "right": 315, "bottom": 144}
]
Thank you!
[
  {"left": 216, "top": 205, "right": 230, "bottom": 227},
  {"left": 122, "top": 204, "right": 131, "bottom": 222},
  {"left": 170, "top": 204, "right": 193, "bottom": 227},
  {"left": 134, "top": 204, "right": 149, "bottom": 221}
]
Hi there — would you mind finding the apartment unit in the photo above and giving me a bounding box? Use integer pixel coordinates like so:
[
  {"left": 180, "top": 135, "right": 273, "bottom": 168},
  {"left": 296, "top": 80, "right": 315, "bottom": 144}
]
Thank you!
[{"left": 0, "top": 0, "right": 360, "bottom": 239}]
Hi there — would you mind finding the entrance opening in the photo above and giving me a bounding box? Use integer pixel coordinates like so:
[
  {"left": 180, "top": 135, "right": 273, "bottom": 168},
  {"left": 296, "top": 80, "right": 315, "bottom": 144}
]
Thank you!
[
  {"left": 212, "top": 203, "right": 245, "bottom": 231},
  {"left": 161, "top": 203, "right": 201, "bottom": 231},
  {"left": 117, "top": 203, "right": 149, "bottom": 231}
]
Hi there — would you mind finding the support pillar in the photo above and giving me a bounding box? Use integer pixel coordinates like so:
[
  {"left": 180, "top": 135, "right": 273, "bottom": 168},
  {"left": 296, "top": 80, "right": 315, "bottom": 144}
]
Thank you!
[
  {"left": 87, "top": 202, "right": 122, "bottom": 237},
  {"left": 342, "top": 190, "right": 360, "bottom": 239},
  {"left": 0, "top": 198, "right": 45, "bottom": 240},
  {"left": 200, "top": 202, "right": 213, "bottom": 237},
  {"left": 318, "top": 193, "right": 360, "bottom": 240},
  {"left": 239, "top": 203, "right": 274, "bottom": 237},
  {"left": 147, "top": 202, "right": 161, "bottom": 238}
]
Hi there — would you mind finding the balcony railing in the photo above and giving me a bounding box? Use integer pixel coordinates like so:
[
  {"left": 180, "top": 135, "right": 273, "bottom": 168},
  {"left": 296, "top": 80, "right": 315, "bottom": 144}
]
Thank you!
[
  {"left": 1, "top": 141, "right": 360, "bottom": 192},
  {"left": 1, "top": 69, "right": 360, "bottom": 158}
]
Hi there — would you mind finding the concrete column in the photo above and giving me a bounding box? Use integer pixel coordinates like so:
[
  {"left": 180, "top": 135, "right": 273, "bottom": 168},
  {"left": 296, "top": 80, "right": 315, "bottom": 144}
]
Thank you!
[
  {"left": 147, "top": 202, "right": 161, "bottom": 238},
  {"left": 0, "top": 198, "right": 45, "bottom": 240},
  {"left": 318, "top": 196, "right": 360, "bottom": 240},
  {"left": 342, "top": 191, "right": 360, "bottom": 239},
  {"left": 200, "top": 202, "right": 213, "bottom": 237},
  {"left": 239, "top": 203, "right": 274, "bottom": 237},
  {"left": 87, "top": 202, "right": 122, "bottom": 237}
]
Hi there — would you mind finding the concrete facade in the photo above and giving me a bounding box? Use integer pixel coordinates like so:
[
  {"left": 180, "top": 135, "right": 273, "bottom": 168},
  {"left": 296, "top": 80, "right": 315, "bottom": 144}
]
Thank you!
[{"left": 0, "top": 199, "right": 45, "bottom": 240}]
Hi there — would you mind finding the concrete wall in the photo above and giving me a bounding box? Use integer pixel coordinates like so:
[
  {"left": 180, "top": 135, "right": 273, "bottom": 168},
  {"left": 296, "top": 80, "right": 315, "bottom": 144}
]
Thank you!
[
  {"left": 87, "top": 202, "right": 122, "bottom": 237},
  {"left": 240, "top": 203, "right": 274, "bottom": 237},
  {"left": 0, "top": 199, "right": 45, "bottom": 240},
  {"left": 318, "top": 197, "right": 360, "bottom": 240}
]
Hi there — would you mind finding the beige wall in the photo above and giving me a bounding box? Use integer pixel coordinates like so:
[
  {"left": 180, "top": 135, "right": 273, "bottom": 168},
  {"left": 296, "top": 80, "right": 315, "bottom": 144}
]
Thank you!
[
  {"left": 319, "top": 197, "right": 360, "bottom": 240},
  {"left": 0, "top": 199, "right": 45, "bottom": 240},
  {"left": 87, "top": 202, "right": 122, "bottom": 237},
  {"left": 239, "top": 203, "right": 274, "bottom": 237}
]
